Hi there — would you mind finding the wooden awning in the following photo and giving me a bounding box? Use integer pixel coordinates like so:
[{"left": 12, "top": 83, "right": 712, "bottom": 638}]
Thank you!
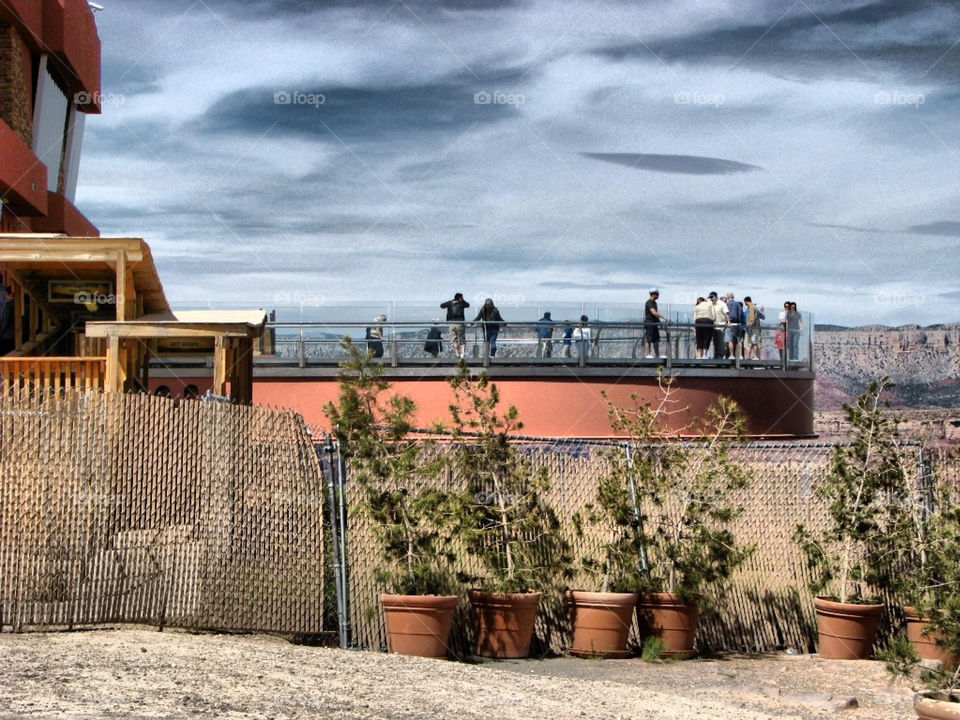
[
  {"left": 86, "top": 309, "right": 267, "bottom": 340},
  {"left": 0, "top": 233, "right": 169, "bottom": 323},
  {"left": 86, "top": 309, "right": 267, "bottom": 403}
]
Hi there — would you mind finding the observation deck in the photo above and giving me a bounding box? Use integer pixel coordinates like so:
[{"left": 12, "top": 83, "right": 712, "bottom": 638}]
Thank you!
[{"left": 152, "top": 304, "right": 816, "bottom": 439}]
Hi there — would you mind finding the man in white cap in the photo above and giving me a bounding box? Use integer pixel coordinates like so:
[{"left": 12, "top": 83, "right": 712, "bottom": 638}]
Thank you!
[
  {"left": 644, "top": 288, "right": 664, "bottom": 358},
  {"left": 366, "top": 314, "right": 386, "bottom": 358}
]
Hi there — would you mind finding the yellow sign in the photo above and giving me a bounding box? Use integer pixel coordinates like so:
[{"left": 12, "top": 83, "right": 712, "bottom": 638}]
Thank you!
[
  {"left": 48, "top": 280, "right": 114, "bottom": 305},
  {"left": 156, "top": 338, "right": 215, "bottom": 354}
]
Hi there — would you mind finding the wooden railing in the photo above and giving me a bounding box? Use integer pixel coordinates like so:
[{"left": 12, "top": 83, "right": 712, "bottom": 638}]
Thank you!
[{"left": 0, "top": 356, "right": 106, "bottom": 393}]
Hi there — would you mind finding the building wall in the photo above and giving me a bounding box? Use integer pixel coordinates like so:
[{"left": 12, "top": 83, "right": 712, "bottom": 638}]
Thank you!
[
  {"left": 0, "top": 22, "right": 33, "bottom": 146},
  {"left": 0, "top": 4, "right": 99, "bottom": 234},
  {"left": 253, "top": 372, "right": 816, "bottom": 439}
]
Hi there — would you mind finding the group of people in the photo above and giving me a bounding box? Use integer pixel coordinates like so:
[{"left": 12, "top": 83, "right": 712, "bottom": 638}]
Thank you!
[
  {"left": 363, "top": 291, "right": 804, "bottom": 362},
  {"left": 439, "top": 294, "right": 594, "bottom": 359},
  {"left": 692, "top": 293, "right": 802, "bottom": 361}
]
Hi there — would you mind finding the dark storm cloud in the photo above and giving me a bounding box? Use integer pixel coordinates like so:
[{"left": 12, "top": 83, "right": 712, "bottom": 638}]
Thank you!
[
  {"left": 101, "top": 63, "right": 164, "bottom": 97},
  {"left": 592, "top": 0, "right": 960, "bottom": 81},
  {"left": 905, "top": 221, "right": 960, "bottom": 237},
  {"left": 196, "top": 82, "right": 523, "bottom": 142},
  {"left": 579, "top": 152, "right": 761, "bottom": 175}
]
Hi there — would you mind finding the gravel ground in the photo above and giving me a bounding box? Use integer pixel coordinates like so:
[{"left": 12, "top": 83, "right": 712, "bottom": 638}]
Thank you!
[{"left": 0, "top": 628, "right": 918, "bottom": 719}]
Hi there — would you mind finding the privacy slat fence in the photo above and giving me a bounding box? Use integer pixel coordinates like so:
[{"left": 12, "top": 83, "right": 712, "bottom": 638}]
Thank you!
[
  {"left": 0, "top": 390, "right": 325, "bottom": 634},
  {"left": 341, "top": 438, "right": 934, "bottom": 657},
  {"left": 1, "top": 388, "right": 955, "bottom": 659}
]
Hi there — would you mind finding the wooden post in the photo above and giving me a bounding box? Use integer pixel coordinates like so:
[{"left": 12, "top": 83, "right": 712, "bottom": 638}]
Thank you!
[
  {"left": 114, "top": 250, "right": 127, "bottom": 322},
  {"left": 104, "top": 336, "right": 122, "bottom": 391},
  {"left": 213, "top": 335, "right": 227, "bottom": 396},
  {"left": 124, "top": 268, "right": 136, "bottom": 322}
]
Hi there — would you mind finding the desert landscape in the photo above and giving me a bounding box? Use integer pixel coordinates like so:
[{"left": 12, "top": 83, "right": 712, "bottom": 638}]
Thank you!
[{"left": 814, "top": 323, "right": 960, "bottom": 446}]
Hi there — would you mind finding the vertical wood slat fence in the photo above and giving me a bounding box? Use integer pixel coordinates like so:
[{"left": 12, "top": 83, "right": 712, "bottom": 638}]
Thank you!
[
  {"left": 0, "top": 390, "right": 325, "bottom": 634},
  {"left": 0, "top": 357, "right": 106, "bottom": 394}
]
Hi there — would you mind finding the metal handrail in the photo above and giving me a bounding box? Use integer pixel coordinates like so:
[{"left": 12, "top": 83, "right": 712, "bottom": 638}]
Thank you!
[{"left": 259, "top": 319, "right": 814, "bottom": 371}]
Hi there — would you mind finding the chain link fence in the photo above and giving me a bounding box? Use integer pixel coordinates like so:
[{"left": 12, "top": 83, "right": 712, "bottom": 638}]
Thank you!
[
  {"left": 330, "top": 434, "right": 931, "bottom": 656},
  {"left": 1, "top": 390, "right": 951, "bottom": 659}
]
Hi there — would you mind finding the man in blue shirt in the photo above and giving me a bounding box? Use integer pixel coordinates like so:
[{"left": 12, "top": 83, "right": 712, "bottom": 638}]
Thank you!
[{"left": 536, "top": 311, "right": 554, "bottom": 357}]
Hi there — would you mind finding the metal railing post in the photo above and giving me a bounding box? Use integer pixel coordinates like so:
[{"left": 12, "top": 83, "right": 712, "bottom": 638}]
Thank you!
[
  {"left": 665, "top": 322, "right": 672, "bottom": 371},
  {"left": 298, "top": 327, "right": 305, "bottom": 368},
  {"left": 390, "top": 323, "right": 398, "bottom": 368}
]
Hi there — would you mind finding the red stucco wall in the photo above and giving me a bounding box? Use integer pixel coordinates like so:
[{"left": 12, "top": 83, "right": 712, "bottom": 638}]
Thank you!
[{"left": 252, "top": 373, "right": 815, "bottom": 439}]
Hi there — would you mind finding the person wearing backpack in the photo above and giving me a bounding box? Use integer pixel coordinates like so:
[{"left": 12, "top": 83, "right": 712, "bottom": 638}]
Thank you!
[
  {"left": 440, "top": 292, "right": 470, "bottom": 359},
  {"left": 724, "top": 293, "right": 744, "bottom": 360},
  {"left": 743, "top": 296, "right": 765, "bottom": 360}
]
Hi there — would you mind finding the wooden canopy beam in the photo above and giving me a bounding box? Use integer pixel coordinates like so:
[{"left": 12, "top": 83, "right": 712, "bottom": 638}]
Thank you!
[{"left": 86, "top": 323, "right": 264, "bottom": 340}]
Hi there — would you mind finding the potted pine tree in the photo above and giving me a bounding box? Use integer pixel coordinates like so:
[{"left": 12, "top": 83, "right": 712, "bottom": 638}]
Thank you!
[
  {"left": 447, "top": 366, "right": 572, "bottom": 659},
  {"left": 882, "top": 466, "right": 960, "bottom": 718},
  {"left": 567, "top": 462, "right": 648, "bottom": 658},
  {"left": 887, "top": 466, "right": 960, "bottom": 670},
  {"left": 794, "top": 378, "right": 905, "bottom": 660},
  {"left": 324, "top": 339, "right": 458, "bottom": 658},
  {"left": 594, "top": 379, "right": 753, "bottom": 659},
  {"left": 883, "top": 520, "right": 960, "bottom": 719},
  {"left": 905, "top": 551, "right": 960, "bottom": 720}
]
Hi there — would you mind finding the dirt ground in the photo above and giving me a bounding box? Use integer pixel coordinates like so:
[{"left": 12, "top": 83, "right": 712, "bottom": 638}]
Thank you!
[{"left": 0, "top": 627, "right": 919, "bottom": 719}]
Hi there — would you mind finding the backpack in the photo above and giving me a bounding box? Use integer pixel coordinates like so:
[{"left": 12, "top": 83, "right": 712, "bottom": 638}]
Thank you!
[{"left": 728, "top": 301, "right": 743, "bottom": 324}]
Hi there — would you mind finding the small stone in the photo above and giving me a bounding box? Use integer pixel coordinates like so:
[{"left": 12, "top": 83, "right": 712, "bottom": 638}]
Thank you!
[
  {"left": 140, "top": 647, "right": 147, "bottom": 653},
  {"left": 819, "top": 696, "right": 858, "bottom": 712}
]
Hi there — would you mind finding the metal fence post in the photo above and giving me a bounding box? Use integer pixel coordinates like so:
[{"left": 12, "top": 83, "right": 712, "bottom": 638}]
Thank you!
[{"left": 323, "top": 436, "right": 351, "bottom": 649}]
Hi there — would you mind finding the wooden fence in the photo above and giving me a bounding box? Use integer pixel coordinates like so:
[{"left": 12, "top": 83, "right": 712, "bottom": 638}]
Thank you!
[{"left": 0, "top": 390, "right": 325, "bottom": 634}]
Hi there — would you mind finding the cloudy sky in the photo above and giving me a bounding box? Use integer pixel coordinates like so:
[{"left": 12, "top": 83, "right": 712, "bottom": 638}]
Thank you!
[{"left": 79, "top": 0, "right": 960, "bottom": 327}]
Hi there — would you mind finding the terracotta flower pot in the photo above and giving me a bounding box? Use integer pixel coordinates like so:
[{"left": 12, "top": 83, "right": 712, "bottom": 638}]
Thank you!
[
  {"left": 567, "top": 590, "right": 639, "bottom": 658},
  {"left": 468, "top": 589, "right": 541, "bottom": 659},
  {"left": 380, "top": 593, "right": 458, "bottom": 658},
  {"left": 813, "top": 596, "right": 883, "bottom": 659},
  {"left": 905, "top": 606, "right": 959, "bottom": 671},
  {"left": 914, "top": 691, "right": 960, "bottom": 720},
  {"left": 636, "top": 592, "right": 699, "bottom": 658}
]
